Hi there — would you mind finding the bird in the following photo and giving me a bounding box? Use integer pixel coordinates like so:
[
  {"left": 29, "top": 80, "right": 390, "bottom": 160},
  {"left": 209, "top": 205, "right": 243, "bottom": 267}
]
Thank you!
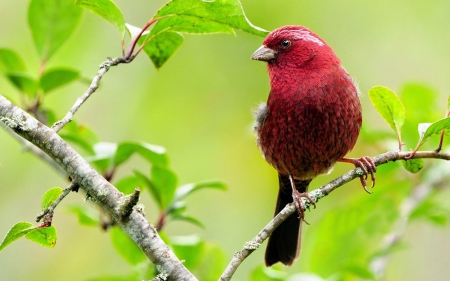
[{"left": 251, "top": 25, "right": 376, "bottom": 267}]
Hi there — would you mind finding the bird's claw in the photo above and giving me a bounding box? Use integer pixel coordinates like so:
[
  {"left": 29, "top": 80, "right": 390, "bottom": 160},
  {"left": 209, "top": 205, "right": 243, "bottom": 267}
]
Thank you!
[
  {"left": 292, "top": 188, "right": 315, "bottom": 222},
  {"left": 352, "top": 156, "right": 376, "bottom": 193}
]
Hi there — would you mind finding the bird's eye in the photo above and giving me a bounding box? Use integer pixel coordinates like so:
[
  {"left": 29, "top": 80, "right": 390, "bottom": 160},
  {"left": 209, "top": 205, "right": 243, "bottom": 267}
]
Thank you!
[{"left": 280, "top": 39, "right": 291, "bottom": 49}]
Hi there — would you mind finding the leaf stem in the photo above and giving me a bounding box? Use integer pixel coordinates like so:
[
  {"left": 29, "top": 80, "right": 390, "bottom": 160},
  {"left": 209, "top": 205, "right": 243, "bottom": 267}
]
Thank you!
[
  {"left": 36, "top": 183, "right": 78, "bottom": 224},
  {"left": 124, "top": 18, "right": 159, "bottom": 61}
]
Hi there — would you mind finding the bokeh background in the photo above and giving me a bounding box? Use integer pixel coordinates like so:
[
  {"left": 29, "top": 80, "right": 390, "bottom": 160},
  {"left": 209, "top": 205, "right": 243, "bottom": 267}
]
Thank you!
[{"left": 1, "top": 0, "right": 450, "bottom": 280}]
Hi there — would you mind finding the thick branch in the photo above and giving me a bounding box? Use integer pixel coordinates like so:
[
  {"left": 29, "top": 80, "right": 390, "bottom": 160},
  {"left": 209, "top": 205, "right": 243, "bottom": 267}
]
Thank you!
[
  {"left": 219, "top": 151, "right": 450, "bottom": 280},
  {"left": 0, "top": 95, "right": 197, "bottom": 281}
]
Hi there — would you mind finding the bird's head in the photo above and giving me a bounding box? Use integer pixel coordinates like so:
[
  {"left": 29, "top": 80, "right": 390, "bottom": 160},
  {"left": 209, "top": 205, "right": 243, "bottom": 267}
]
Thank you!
[{"left": 251, "top": 26, "right": 340, "bottom": 72}]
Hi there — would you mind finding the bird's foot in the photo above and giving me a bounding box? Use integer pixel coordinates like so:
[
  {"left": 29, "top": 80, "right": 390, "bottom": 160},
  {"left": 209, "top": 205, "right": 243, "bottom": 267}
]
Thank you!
[
  {"left": 290, "top": 184, "right": 316, "bottom": 221},
  {"left": 340, "top": 156, "right": 376, "bottom": 193}
]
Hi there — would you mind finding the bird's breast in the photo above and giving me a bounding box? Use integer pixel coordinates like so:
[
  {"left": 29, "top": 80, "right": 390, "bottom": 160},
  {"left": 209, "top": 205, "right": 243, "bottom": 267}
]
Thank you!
[{"left": 254, "top": 74, "right": 361, "bottom": 179}]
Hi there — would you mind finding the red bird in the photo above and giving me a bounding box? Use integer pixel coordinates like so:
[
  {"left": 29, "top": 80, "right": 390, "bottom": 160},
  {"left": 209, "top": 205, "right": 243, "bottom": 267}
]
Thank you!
[{"left": 252, "top": 26, "right": 375, "bottom": 266}]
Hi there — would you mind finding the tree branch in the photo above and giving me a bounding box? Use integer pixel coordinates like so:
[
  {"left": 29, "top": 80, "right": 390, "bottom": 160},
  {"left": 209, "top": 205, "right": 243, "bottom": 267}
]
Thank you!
[
  {"left": 51, "top": 57, "right": 130, "bottom": 132},
  {"left": 0, "top": 94, "right": 197, "bottom": 281},
  {"left": 219, "top": 151, "right": 450, "bottom": 280}
]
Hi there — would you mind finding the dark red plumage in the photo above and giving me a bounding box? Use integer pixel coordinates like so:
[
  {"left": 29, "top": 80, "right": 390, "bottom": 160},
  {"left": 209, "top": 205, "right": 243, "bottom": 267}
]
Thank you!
[{"left": 252, "top": 26, "right": 369, "bottom": 266}]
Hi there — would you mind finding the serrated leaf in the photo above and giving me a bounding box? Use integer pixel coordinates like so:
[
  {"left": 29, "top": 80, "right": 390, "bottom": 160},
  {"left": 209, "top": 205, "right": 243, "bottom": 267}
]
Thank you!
[
  {"left": 40, "top": 67, "right": 80, "bottom": 93},
  {"left": 110, "top": 227, "right": 146, "bottom": 265},
  {"left": 41, "top": 187, "right": 63, "bottom": 210},
  {"left": 142, "top": 32, "right": 184, "bottom": 69},
  {"left": 66, "top": 205, "right": 100, "bottom": 226},
  {"left": 151, "top": 166, "right": 178, "bottom": 210},
  {"left": 401, "top": 158, "right": 424, "bottom": 173},
  {"left": 0, "top": 48, "right": 26, "bottom": 73},
  {"left": 152, "top": 0, "right": 268, "bottom": 37},
  {"left": 28, "top": 0, "right": 82, "bottom": 62},
  {"left": 75, "top": 0, "right": 125, "bottom": 38},
  {"left": 25, "top": 226, "right": 57, "bottom": 248},
  {"left": 113, "top": 141, "right": 168, "bottom": 167},
  {"left": 0, "top": 222, "right": 34, "bottom": 251},
  {"left": 173, "top": 180, "right": 226, "bottom": 203},
  {"left": 368, "top": 86, "right": 405, "bottom": 141},
  {"left": 415, "top": 117, "right": 450, "bottom": 149},
  {"left": 6, "top": 72, "right": 38, "bottom": 96}
]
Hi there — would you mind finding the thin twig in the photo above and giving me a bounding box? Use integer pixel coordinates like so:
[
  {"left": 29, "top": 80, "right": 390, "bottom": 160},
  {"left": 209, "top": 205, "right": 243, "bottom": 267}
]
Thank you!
[
  {"left": 51, "top": 57, "right": 127, "bottom": 132},
  {"left": 219, "top": 151, "right": 450, "bottom": 281},
  {"left": 36, "top": 182, "right": 78, "bottom": 223}
]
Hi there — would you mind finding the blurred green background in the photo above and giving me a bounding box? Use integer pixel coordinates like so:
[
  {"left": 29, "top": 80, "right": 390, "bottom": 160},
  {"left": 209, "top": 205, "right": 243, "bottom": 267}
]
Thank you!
[{"left": 1, "top": 0, "right": 450, "bottom": 280}]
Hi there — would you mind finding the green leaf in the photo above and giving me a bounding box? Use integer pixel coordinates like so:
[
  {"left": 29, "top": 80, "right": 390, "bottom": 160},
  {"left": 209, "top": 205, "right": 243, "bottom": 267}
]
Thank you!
[
  {"left": 60, "top": 122, "right": 98, "bottom": 155},
  {"left": 447, "top": 94, "right": 450, "bottom": 110},
  {"left": 249, "top": 265, "right": 287, "bottom": 281},
  {"left": 41, "top": 187, "right": 63, "bottom": 210},
  {"left": 341, "top": 264, "right": 376, "bottom": 280},
  {"left": 172, "top": 214, "right": 205, "bottom": 228},
  {"left": 28, "top": 0, "right": 82, "bottom": 62},
  {"left": 75, "top": 0, "right": 125, "bottom": 38},
  {"left": 114, "top": 175, "right": 142, "bottom": 195},
  {"left": 142, "top": 32, "right": 184, "bottom": 69},
  {"left": 171, "top": 235, "right": 204, "bottom": 269},
  {"left": 410, "top": 200, "right": 450, "bottom": 226},
  {"left": 6, "top": 72, "right": 38, "bottom": 96},
  {"left": 151, "top": 166, "right": 178, "bottom": 210},
  {"left": 110, "top": 227, "right": 146, "bottom": 265},
  {"left": 401, "top": 158, "right": 424, "bottom": 173},
  {"left": 368, "top": 86, "right": 405, "bottom": 140},
  {"left": 66, "top": 205, "right": 100, "bottom": 226},
  {"left": 190, "top": 241, "right": 227, "bottom": 280},
  {"left": 25, "top": 226, "right": 57, "bottom": 248},
  {"left": 415, "top": 117, "right": 450, "bottom": 149},
  {"left": 152, "top": 0, "right": 268, "bottom": 37},
  {"left": 113, "top": 141, "right": 169, "bottom": 167},
  {"left": 40, "top": 67, "right": 80, "bottom": 93},
  {"left": 134, "top": 170, "right": 161, "bottom": 207},
  {"left": 0, "top": 48, "right": 26, "bottom": 73},
  {"left": 86, "top": 142, "right": 117, "bottom": 171},
  {"left": 173, "top": 180, "right": 226, "bottom": 203},
  {"left": 0, "top": 222, "right": 34, "bottom": 251}
]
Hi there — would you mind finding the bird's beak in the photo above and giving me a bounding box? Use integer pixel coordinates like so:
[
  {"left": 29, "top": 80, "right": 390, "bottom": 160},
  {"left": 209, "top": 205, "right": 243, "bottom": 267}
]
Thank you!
[{"left": 251, "top": 45, "right": 276, "bottom": 62}]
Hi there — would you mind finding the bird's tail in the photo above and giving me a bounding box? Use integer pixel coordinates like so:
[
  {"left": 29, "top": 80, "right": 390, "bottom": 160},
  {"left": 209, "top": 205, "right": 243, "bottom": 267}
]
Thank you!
[{"left": 265, "top": 174, "right": 311, "bottom": 266}]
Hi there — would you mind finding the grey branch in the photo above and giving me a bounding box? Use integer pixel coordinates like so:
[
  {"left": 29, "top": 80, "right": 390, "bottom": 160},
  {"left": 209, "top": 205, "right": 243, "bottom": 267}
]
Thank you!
[
  {"left": 51, "top": 57, "right": 128, "bottom": 132},
  {"left": 0, "top": 94, "right": 197, "bottom": 281},
  {"left": 219, "top": 151, "right": 450, "bottom": 281}
]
